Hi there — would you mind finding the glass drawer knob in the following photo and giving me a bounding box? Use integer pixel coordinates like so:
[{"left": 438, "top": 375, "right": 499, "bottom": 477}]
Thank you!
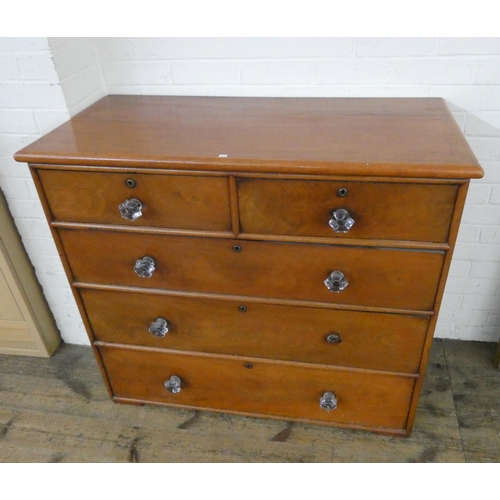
[
  {"left": 329, "top": 208, "right": 354, "bottom": 233},
  {"left": 324, "top": 271, "right": 348, "bottom": 292},
  {"left": 149, "top": 317, "right": 169, "bottom": 338},
  {"left": 119, "top": 198, "right": 143, "bottom": 221},
  {"left": 164, "top": 375, "right": 182, "bottom": 394},
  {"left": 326, "top": 333, "right": 342, "bottom": 344},
  {"left": 320, "top": 392, "right": 338, "bottom": 411},
  {"left": 134, "top": 256, "right": 155, "bottom": 278}
]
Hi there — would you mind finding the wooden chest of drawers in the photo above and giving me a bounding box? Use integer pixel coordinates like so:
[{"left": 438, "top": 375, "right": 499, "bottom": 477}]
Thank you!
[{"left": 15, "top": 96, "right": 483, "bottom": 436}]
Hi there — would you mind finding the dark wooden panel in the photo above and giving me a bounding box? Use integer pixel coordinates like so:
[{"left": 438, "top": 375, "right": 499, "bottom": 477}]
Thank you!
[
  {"left": 38, "top": 169, "right": 231, "bottom": 232},
  {"left": 99, "top": 345, "right": 415, "bottom": 431},
  {"left": 59, "top": 229, "right": 444, "bottom": 311},
  {"left": 238, "top": 178, "right": 458, "bottom": 243},
  {"left": 80, "top": 288, "right": 429, "bottom": 373}
]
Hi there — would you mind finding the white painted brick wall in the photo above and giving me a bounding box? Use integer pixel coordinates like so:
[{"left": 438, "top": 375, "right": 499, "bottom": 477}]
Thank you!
[
  {"left": 48, "top": 37, "right": 106, "bottom": 116},
  {"left": 4, "top": 37, "right": 500, "bottom": 345},
  {"left": 0, "top": 37, "right": 87, "bottom": 345}
]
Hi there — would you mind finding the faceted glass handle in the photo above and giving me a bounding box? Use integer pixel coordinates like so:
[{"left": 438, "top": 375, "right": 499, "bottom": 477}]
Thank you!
[
  {"left": 324, "top": 271, "right": 348, "bottom": 292},
  {"left": 320, "top": 391, "right": 338, "bottom": 411},
  {"left": 149, "top": 317, "right": 169, "bottom": 338},
  {"left": 329, "top": 208, "right": 354, "bottom": 233},
  {"left": 164, "top": 375, "right": 182, "bottom": 394},
  {"left": 119, "top": 198, "right": 143, "bottom": 221},
  {"left": 134, "top": 256, "right": 155, "bottom": 278}
]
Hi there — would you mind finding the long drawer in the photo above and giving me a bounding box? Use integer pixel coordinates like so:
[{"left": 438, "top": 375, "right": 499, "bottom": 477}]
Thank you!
[
  {"left": 38, "top": 169, "right": 232, "bottom": 232},
  {"left": 238, "top": 178, "right": 458, "bottom": 243},
  {"left": 99, "top": 345, "right": 416, "bottom": 431},
  {"left": 60, "top": 228, "right": 444, "bottom": 311},
  {"left": 81, "top": 288, "right": 429, "bottom": 373}
]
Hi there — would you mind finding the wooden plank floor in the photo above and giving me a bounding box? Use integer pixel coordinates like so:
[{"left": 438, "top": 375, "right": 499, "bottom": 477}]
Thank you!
[{"left": 0, "top": 339, "right": 499, "bottom": 463}]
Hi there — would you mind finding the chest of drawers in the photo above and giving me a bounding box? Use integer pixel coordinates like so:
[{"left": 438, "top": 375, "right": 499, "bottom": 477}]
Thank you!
[{"left": 15, "top": 96, "right": 483, "bottom": 436}]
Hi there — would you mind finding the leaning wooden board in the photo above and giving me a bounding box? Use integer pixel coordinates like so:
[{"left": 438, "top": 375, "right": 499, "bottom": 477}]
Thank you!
[
  {"left": 15, "top": 96, "right": 483, "bottom": 435},
  {"left": 0, "top": 188, "right": 60, "bottom": 357}
]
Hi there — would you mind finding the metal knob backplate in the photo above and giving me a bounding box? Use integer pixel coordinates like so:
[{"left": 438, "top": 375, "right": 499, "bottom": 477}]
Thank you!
[
  {"left": 320, "top": 392, "right": 338, "bottom": 411},
  {"left": 164, "top": 375, "right": 181, "bottom": 394},
  {"left": 119, "top": 198, "right": 143, "bottom": 221},
  {"left": 324, "top": 271, "right": 348, "bottom": 292},
  {"left": 134, "top": 256, "right": 155, "bottom": 278},
  {"left": 329, "top": 208, "right": 354, "bottom": 233},
  {"left": 149, "top": 317, "right": 169, "bottom": 338}
]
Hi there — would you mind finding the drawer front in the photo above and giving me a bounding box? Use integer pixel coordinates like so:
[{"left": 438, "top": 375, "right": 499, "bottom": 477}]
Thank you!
[
  {"left": 99, "top": 346, "right": 415, "bottom": 430},
  {"left": 60, "top": 229, "right": 444, "bottom": 311},
  {"left": 99, "top": 347, "right": 414, "bottom": 429},
  {"left": 238, "top": 179, "right": 458, "bottom": 243},
  {"left": 38, "top": 169, "right": 231, "bottom": 232},
  {"left": 82, "top": 288, "right": 429, "bottom": 373}
]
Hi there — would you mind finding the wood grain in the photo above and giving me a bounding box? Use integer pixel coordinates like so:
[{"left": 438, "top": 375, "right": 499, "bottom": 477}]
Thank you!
[
  {"left": 238, "top": 178, "right": 458, "bottom": 243},
  {"left": 404, "top": 182, "right": 471, "bottom": 434},
  {"left": 441, "top": 340, "right": 500, "bottom": 462},
  {"left": 98, "top": 345, "right": 415, "bottom": 433},
  {"left": 15, "top": 96, "right": 483, "bottom": 179},
  {"left": 4, "top": 340, "right": 490, "bottom": 462},
  {"left": 59, "top": 228, "right": 444, "bottom": 311},
  {"left": 13, "top": 96, "right": 483, "bottom": 438},
  {"left": 79, "top": 287, "right": 429, "bottom": 373},
  {"left": 38, "top": 169, "right": 231, "bottom": 232}
]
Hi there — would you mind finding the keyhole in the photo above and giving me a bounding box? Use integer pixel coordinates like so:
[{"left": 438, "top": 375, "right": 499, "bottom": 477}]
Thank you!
[{"left": 125, "top": 178, "right": 136, "bottom": 188}]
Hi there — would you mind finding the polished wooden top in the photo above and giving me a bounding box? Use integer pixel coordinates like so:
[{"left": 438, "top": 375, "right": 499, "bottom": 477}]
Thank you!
[{"left": 15, "top": 95, "right": 483, "bottom": 179}]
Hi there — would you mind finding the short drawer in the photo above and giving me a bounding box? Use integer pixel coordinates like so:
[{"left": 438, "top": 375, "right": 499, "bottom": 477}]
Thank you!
[
  {"left": 38, "top": 169, "right": 231, "bottom": 232},
  {"left": 237, "top": 178, "right": 458, "bottom": 243},
  {"left": 60, "top": 229, "right": 444, "bottom": 311},
  {"left": 99, "top": 346, "right": 415, "bottom": 431},
  {"left": 83, "top": 288, "right": 428, "bottom": 373}
]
